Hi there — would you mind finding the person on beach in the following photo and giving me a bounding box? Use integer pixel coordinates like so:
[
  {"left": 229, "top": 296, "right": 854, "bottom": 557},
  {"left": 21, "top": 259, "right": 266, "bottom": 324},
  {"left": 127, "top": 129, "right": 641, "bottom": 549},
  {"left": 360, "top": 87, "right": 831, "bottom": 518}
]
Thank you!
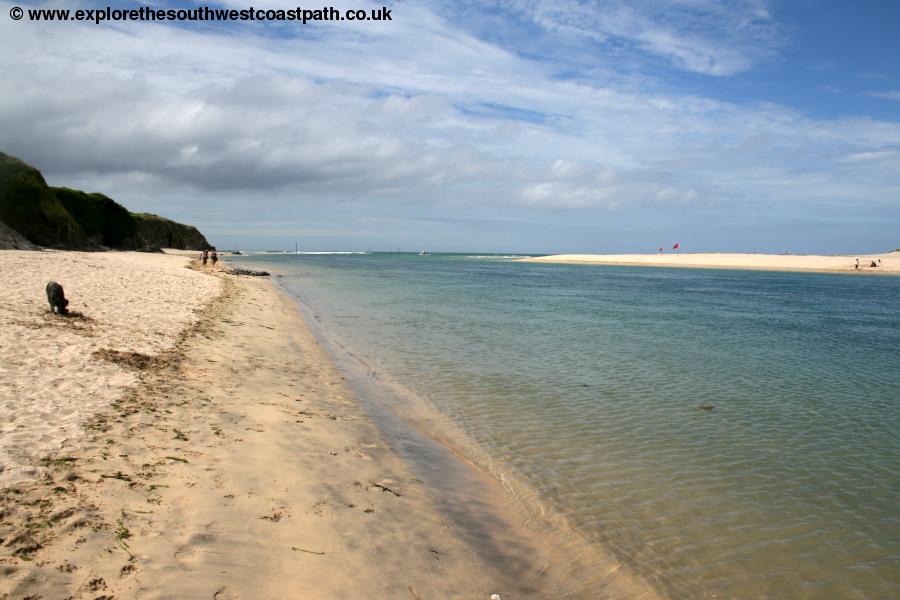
[
  {"left": 855, "top": 258, "right": 859, "bottom": 270},
  {"left": 201, "top": 249, "right": 209, "bottom": 267},
  {"left": 211, "top": 249, "right": 218, "bottom": 269}
]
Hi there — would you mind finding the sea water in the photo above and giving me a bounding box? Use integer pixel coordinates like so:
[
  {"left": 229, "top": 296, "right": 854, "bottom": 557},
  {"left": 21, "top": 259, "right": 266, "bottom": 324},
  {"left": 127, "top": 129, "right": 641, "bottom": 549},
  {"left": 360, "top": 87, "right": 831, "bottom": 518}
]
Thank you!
[{"left": 234, "top": 252, "right": 900, "bottom": 599}]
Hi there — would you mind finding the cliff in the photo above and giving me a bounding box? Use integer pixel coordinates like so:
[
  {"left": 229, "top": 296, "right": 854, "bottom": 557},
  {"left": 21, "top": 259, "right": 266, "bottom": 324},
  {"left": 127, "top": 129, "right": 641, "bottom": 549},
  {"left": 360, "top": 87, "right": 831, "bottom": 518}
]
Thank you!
[
  {"left": 0, "top": 153, "right": 89, "bottom": 248},
  {"left": 52, "top": 187, "right": 137, "bottom": 248},
  {"left": 0, "top": 220, "right": 40, "bottom": 250},
  {"left": 0, "top": 152, "right": 210, "bottom": 251},
  {"left": 131, "top": 213, "right": 210, "bottom": 251}
]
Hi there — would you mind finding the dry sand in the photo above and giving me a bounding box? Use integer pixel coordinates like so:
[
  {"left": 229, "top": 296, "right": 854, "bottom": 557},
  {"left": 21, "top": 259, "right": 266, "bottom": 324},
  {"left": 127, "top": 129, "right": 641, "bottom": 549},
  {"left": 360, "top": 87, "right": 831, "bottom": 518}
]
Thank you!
[
  {"left": 1, "top": 250, "right": 660, "bottom": 599},
  {"left": 519, "top": 251, "right": 900, "bottom": 274},
  {"left": 0, "top": 250, "right": 221, "bottom": 487}
]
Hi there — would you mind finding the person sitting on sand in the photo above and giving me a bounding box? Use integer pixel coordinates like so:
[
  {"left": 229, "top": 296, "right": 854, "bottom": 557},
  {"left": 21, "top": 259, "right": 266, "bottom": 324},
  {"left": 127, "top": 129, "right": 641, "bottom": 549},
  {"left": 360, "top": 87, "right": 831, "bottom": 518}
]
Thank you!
[
  {"left": 211, "top": 250, "right": 218, "bottom": 269},
  {"left": 201, "top": 249, "right": 208, "bottom": 267}
]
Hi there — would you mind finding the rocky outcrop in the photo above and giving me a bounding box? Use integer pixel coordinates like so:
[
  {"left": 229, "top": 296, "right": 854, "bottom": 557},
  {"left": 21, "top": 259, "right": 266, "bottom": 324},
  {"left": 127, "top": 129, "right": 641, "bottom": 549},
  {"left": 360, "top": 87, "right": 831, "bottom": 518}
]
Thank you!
[
  {"left": 228, "top": 267, "right": 270, "bottom": 277},
  {"left": 0, "top": 221, "right": 40, "bottom": 250}
]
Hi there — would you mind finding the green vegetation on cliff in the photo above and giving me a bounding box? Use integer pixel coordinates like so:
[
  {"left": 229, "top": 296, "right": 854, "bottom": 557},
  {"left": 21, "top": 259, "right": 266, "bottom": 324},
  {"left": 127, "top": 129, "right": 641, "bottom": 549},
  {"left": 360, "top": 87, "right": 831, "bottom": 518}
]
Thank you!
[
  {"left": 53, "top": 187, "right": 137, "bottom": 248},
  {"left": 0, "top": 153, "right": 88, "bottom": 248},
  {"left": 0, "top": 151, "right": 209, "bottom": 250},
  {"left": 131, "top": 212, "right": 209, "bottom": 250}
]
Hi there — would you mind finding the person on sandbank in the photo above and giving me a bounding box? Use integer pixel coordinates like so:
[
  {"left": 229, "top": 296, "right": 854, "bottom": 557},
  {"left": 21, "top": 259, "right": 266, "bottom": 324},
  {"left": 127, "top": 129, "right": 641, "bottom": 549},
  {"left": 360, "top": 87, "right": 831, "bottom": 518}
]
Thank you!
[
  {"left": 201, "top": 249, "right": 209, "bottom": 267},
  {"left": 211, "top": 249, "right": 218, "bottom": 269}
]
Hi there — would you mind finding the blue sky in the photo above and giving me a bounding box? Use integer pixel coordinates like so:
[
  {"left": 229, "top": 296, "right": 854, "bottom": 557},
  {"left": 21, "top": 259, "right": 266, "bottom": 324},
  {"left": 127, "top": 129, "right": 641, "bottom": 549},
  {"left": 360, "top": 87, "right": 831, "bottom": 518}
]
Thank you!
[{"left": 1, "top": 0, "right": 898, "bottom": 253}]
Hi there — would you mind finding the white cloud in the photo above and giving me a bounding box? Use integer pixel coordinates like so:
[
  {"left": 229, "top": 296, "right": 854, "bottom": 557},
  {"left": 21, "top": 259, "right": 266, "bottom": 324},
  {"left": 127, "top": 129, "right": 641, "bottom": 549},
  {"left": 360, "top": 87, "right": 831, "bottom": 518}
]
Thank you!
[
  {"left": 0, "top": 0, "right": 898, "bottom": 251},
  {"left": 866, "top": 91, "right": 900, "bottom": 102},
  {"left": 430, "top": 0, "right": 785, "bottom": 76},
  {"left": 840, "top": 150, "right": 898, "bottom": 163}
]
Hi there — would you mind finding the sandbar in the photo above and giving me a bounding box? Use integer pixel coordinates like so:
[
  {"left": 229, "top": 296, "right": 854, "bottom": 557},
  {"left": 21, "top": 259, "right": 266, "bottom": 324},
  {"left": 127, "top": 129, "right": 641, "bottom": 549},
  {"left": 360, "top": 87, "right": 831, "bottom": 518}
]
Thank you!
[{"left": 519, "top": 251, "right": 900, "bottom": 274}]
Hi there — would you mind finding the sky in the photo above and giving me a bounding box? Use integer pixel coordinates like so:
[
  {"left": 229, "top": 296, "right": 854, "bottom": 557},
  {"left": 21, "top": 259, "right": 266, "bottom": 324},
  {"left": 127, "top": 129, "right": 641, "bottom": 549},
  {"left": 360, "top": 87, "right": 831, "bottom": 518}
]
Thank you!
[{"left": 1, "top": 0, "right": 898, "bottom": 253}]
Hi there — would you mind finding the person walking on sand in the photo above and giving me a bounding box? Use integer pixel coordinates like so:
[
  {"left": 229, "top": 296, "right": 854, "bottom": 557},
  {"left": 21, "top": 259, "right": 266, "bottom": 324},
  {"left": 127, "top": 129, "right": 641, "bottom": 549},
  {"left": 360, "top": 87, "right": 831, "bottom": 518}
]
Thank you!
[
  {"left": 211, "top": 249, "right": 218, "bottom": 269},
  {"left": 855, "top": 258, "right": 859, "bottom": 270},
  {"left": 201, "top": 249, "right": 209, "bottom": 268}
]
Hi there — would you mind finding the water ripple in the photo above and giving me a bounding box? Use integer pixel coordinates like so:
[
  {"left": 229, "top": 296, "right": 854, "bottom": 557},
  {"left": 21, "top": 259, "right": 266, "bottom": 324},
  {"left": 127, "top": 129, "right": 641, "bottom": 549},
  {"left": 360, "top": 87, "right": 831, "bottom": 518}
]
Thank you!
[{"left": 248, "top": 254, "right": 900, "bottom": 599}]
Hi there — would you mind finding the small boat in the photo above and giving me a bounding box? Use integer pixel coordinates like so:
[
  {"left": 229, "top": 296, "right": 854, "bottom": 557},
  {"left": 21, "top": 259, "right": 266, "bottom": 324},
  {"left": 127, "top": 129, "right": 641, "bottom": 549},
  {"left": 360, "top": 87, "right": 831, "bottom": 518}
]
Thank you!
[{"left": 418, "top": 250, "right": 429, "bottom": 256}]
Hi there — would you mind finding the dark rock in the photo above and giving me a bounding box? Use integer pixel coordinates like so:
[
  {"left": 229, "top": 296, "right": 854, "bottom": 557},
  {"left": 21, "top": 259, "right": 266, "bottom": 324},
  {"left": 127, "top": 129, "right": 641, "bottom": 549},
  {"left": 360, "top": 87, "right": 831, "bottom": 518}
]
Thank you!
[
  {"left": 0, "top": 221, "right": 39, "bottom": 250},
  {"left": 230, "top": 267, "right": 270, "bottom": 277}
]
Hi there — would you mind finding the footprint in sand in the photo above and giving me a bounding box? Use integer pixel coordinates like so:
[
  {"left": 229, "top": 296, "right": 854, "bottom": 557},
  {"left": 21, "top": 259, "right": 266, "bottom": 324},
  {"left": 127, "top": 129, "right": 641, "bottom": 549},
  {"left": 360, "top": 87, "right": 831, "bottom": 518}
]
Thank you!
[
  {"left": 354, "top": 451, "right": 372, "bottom": 460},
  {"left": 173, "top": 545, "right": 202, "bottom": 568},
  {"left": 205, "top": 521, "right": 224, "bottom": 535},
  {"left": 174, "top": 531, "right": 218, "bottom": 568},
  {"left": 213, "top": 586, "right": 240, "bottom": 599}
]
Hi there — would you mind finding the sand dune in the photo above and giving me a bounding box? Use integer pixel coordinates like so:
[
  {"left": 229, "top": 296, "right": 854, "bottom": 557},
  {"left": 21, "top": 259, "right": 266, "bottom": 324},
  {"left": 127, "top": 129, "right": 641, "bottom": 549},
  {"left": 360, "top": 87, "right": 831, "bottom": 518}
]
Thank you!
[{"left": 519, "top": 251, "right": 900, "bottom": 273}]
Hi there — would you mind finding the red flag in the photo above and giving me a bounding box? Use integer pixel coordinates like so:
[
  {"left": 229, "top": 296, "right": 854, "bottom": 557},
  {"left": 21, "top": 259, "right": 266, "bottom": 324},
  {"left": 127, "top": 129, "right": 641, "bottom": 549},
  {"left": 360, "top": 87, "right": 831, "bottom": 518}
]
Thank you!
[{"left": 673, "top": 242, "right": 680, "bottom": 250}]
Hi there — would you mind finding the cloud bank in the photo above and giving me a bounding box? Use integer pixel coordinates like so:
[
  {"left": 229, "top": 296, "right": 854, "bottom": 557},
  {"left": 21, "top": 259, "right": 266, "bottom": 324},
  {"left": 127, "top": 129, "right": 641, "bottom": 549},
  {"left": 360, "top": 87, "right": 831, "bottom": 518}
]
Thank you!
[{"left": 0, "top": 0, "right": 898, "bottom": 252}]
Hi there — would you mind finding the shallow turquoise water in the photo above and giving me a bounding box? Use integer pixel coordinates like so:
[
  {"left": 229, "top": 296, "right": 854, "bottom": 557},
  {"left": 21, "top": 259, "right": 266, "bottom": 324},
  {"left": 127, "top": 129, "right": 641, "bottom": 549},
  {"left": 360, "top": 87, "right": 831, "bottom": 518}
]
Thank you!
[{"left": 237, "top": 252, "right": 900, "bottom": 599}]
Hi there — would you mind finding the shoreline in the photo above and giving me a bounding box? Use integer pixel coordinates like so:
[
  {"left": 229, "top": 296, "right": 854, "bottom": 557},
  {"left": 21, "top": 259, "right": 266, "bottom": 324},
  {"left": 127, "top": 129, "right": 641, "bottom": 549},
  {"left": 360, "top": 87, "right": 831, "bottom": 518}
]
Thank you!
[
  {"left": 273, "top": 274, "right": 664, "bottom": 599},
  {"left": 1, "top": 250, "right": 660, "bottom": 599},
  {"left": 518, "top": 251, "right": 900, "bottom": 274}
]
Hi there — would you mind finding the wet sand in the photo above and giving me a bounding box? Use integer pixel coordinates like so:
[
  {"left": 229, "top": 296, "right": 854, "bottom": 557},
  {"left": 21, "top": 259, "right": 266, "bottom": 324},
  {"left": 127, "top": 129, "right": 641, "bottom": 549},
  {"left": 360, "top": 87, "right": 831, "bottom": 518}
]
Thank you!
[
  {"left": 1, "top": 250, "right": 660, "bottom": 599},
  {"left": 519, "top": 251, "right": 900, "bottom": 274}
]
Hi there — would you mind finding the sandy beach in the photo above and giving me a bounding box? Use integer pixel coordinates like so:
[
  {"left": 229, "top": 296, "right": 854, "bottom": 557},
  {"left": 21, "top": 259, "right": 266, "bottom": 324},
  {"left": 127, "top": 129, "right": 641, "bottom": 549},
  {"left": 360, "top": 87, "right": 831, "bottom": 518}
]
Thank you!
[
  {"left": 0, "top": 250, "right": 659, "bottom": 599},
  {"left": 519, "top": 251, "right": 900, "bottom": 274},
  {"left": 0, "top": 251, "right": 222, "bottom": 488}
]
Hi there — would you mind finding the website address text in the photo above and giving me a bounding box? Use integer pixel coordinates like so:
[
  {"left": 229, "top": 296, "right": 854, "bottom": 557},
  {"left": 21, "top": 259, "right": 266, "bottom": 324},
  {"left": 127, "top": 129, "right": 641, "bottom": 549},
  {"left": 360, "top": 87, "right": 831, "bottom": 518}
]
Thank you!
[{"left": 10, "top": 5, "right": 392, "bottom": 25}]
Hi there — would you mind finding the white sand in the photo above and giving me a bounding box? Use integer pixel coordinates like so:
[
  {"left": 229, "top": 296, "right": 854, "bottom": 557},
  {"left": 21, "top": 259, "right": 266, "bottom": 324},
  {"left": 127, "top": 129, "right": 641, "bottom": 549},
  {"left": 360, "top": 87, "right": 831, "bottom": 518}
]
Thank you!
[
  {"left": 0, "top": 251, "right": 660, "bottom": 599},
  {"left": 519, "top": 251, "right": 900, "bottom": 273},
  {"left": 0, "top": 250, "right": 221, "bottom": 487}
]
